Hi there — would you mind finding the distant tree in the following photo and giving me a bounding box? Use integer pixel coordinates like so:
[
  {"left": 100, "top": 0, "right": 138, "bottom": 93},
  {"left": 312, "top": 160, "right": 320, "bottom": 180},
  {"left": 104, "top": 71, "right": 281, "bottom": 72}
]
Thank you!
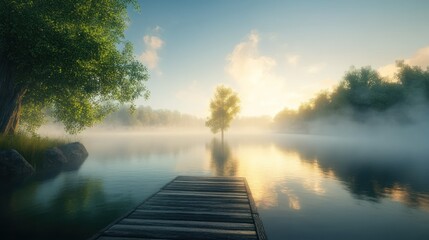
[
  {"left": 205, "top": 85, "right": 240, "bottom": 140},
  {"left": 0, "top": 0, "right": 149, "bottom": 135},
  {"left": 396, "top": 62, "right": 429, "bottom": 101},
  {"left": 334, "top": 66, "right": 406, "bottom": 112},
  {"left": 102, "top": 105, "right": 203, "bottom": 127}
]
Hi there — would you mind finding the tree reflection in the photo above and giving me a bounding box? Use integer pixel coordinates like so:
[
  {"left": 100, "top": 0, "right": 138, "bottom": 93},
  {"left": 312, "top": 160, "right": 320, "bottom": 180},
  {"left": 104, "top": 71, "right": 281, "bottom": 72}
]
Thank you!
[
  {"left": 274, "top": 136, "right": 429, "bottom": 210},
  {"left": 207, "top": 138, "right": 238, "bottom": 176},
  {"left": 0, "top": 175, "right": 133, "bottom": 240}
]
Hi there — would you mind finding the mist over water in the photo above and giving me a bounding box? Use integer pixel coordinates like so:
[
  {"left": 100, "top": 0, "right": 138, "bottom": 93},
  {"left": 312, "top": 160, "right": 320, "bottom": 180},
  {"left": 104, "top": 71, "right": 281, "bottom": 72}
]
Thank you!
[
  {"left": 3, "top": 124, "right": 429, "bottom": 239},
  {"left": 274, "top": 93, "right": 429, "bottom": 156}
]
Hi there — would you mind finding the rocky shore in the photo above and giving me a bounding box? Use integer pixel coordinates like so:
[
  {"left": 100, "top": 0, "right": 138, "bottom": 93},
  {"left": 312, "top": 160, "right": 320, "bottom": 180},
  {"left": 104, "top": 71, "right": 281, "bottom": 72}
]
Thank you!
[{"left": 0, "top": 142, "right": 88, "bottom": 180}]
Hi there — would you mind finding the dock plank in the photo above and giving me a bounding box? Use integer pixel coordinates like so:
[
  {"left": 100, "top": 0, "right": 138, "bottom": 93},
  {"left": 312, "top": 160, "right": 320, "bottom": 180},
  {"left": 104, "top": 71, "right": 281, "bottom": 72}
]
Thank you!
[
  {"left": 118, "top": 219, "right": 255, "bottom": 231},
  {"left": 90, "top": 176, "right": 267, "bottom": 240},
  {"left": 104, "top": 224, "right": 257, "bottom": 240},
  {"left": 138, "top": 205, "right": 251, "bottom": 213}
]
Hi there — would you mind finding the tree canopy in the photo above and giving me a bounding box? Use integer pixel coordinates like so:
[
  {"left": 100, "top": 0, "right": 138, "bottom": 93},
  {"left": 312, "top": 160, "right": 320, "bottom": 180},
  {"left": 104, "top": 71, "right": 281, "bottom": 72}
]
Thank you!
[
  {"left": 205, "top": 85, "right": 240, "bottom": 139},
  {"left": 0, "top": 0, "right": 149, "bottom": 135}
]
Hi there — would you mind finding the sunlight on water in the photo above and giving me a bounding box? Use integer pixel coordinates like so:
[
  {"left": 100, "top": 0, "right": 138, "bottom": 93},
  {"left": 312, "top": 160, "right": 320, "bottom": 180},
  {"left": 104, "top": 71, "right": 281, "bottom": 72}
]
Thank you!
[
  {"left": 232, "top": 145, "right": 328, "bottom": 209},
  {"left": 205, "top": 139, "right": 339, "bottom": 211}
]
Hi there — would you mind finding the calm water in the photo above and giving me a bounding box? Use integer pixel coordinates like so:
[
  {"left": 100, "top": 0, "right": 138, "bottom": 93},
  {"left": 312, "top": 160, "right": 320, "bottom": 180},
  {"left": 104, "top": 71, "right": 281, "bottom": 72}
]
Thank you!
[{"left": 1, "top": 133, "right": 428, "bottom": 240}]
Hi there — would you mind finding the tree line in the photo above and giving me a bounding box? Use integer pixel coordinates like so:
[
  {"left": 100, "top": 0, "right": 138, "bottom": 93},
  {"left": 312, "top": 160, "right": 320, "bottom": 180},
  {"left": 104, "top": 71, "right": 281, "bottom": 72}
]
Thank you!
[
  {"left": 102, "top": 106, "right": 203, "bottom": 128},
  {"left": 274, "top": 62, "right": 429, "bottom": 132}
]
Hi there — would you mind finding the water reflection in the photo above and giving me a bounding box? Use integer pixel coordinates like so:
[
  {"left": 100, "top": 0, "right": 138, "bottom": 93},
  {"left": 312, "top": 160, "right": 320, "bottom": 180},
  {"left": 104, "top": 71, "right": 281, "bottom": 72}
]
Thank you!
[
  {"left": 207, "top": 139, "right": 237, "bottom": 176},
  {"left": 0, "top": 174, "right": 133, "bottom": 240},
  {"left": 211, "top": 143, "right": 332, "bottom": 210},
  {"left": 275, "top": 136, "right": 429, "bottom": 212},
  {"left": 203, "top": 135, "right": 429, "bottom": 213}
]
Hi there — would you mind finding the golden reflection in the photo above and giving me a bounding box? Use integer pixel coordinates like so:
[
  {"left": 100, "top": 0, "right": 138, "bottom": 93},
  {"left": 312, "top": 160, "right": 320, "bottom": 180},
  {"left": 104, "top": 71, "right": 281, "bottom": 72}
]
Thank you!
[
  {"left": 385, "top": 184, "right": 429, "bottom": 212},
  {"left": 206, "top": 143, "right": 334, "bottom": 210},
  {"left": 204, "top": 139, "right": 429, "bottom": 213},
  {"left": 303, "top": 161, "right": 326, "bottom": 195},
  {"left": 281, "top": 187, "right": 301, "bottom": 210}
]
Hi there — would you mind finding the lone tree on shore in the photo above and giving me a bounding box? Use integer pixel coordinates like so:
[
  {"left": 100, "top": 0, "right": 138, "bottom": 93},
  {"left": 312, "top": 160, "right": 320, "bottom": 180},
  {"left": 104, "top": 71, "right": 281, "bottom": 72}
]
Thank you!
[
  {"left": 206, "top": 85, "right": 240, "bottom": 141},
  {"left": 0, "top": 0, "right": 149, "bottom": 135}
]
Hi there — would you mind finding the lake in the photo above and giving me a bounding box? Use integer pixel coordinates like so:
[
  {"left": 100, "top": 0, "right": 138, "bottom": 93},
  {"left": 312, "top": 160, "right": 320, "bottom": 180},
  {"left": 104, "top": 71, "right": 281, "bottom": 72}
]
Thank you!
[{"left": 1, "top": 132, "right": 428, "bottom": 239}]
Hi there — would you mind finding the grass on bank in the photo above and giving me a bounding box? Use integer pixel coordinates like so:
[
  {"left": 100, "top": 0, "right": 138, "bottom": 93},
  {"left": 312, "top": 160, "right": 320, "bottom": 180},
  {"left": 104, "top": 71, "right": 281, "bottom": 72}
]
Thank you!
[{"left": 0, "top": 134, "right": 67, "bottom": 168}]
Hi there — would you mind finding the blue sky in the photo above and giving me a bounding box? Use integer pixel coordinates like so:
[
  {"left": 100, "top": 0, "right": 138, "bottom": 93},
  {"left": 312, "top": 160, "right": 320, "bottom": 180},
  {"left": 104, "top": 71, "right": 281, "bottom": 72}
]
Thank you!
[{"left": 125, "top": 0, "right": 429, "bottom": 117}]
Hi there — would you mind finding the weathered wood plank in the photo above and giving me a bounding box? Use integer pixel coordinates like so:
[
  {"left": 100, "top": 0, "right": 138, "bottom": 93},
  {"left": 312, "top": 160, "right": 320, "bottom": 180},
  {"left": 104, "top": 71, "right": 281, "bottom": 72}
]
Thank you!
[
  {"left": 143, "top": 201, "right": 251, "bottom": 210},
  {"left": 97, "top": 237, "right": 170, "bottom": 240},
  {"left": 166, "top": 184, "right": 245, "bottom": 189},
  {"left": 150, "top": 192, "right": 248, "bottom": 202},
  {"left": 166, "top": 181, "right": 244, "bottom": 185},
  {"left": 90, "top": 176, "right": 267, "bottom": 240},
  {"left": 157, "top": 190, "right": 248, "bottom": 198},
  {"left": 166, "top": 181, "right": 245, "bottom": 187},
  {"left": 253, "top": 214, "right": 268, "bottom": 240},
  {"left": 175, "top": 176, "right": 245, "bottom": 182},
  {"left": 104, "top": 224, "right": 257, "bottom": 240},
  {"left": 244, "top": 178, "right": 268, "bottom": 240},
  {"left": 138, "top": 204, "right": 251, "bottom": 213},
  {"left": 168, "top": 184, "right": 245, "bottom": 189},
  {"left": 129, "top": 209, "right": 254, "bottom": 223},
  {"left": 146, "top": 199, "right": 250, "bottom": 207},
  {"left": 175, "top": 178, "right": 245, "bottom": 182},
  {"left": 173, "top": 180, "right": 245, "bottom": 185},
  {"left": 169, "top": 181, "right": 244, "bottom": 185},
  {"left": 163, "top": 186, "right": 247, "bottom": 193},
  {"left": 146, "top": 196, "right": 249, "bottom": 204},
  {"left": 119, "top": 219, "right": 255, "bottom": 231}
]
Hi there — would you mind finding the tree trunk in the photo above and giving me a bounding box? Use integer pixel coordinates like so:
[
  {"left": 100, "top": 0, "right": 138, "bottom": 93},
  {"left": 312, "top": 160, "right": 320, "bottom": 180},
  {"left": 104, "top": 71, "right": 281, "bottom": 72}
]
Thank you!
[
  {"left": 0, "top": 57, "right": 24, "bottom": 136},
  {"left": 221, "top": 129, "right": 224, "bottom": 143}
]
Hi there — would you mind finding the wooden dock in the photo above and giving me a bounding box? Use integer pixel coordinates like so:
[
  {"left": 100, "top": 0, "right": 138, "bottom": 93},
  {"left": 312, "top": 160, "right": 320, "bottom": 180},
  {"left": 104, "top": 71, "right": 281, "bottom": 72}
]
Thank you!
[{"left": 90, "top": 176, "right": 267, "bottom": 240}]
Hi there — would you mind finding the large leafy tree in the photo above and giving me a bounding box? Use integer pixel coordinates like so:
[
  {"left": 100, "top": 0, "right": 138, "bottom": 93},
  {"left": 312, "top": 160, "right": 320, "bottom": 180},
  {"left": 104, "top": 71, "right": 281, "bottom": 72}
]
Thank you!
[
  {"left": 0, "top": 0, "right": 149, "bottom": 135},
  {"left": 205, "top": 85, "right": 240, "bottom": 140}
]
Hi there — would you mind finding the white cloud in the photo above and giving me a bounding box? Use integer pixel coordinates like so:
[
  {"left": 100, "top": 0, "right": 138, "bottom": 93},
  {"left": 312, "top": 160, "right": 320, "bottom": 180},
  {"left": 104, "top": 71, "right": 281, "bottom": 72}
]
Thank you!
[
  {"left": 378, "top": 46, "right": 429, "bottom": 79},
  {"left": 226, "top": 30, "right": 277, "bottom": 84},
  {"left": 286, "top": 54, "right": 300, "bottom": 66},
  {"left": 306, "top": 63, "right": 326, "bottom": 74},
  {"left": 138, "top": 27, "right": 164, "bottom": 72},
  {"left": 144, "top": 35, "right": 163, "bottom": 49},
  {"left": 408, "top": 46, "right": 429, "bottom": 66},
  {"left": 225, "top": 31, "right": 290, "bottom": 116}
]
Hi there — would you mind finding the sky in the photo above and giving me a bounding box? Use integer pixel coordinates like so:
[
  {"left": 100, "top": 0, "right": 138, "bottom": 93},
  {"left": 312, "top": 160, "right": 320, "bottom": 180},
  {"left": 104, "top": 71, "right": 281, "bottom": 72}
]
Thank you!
[{"left": 125, "top": 0, "right": 429, "bottom": 117}]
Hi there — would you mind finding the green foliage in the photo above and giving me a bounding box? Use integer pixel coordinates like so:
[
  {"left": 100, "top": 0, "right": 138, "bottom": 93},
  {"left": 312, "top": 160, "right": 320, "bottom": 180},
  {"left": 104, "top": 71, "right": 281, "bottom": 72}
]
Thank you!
[
  {"left": 0, "top": 134, "right": 67, "bottom": 167},
  {"left": 396, "top": 62, "right": 429, "bottom": 100},
  {"left": 274, "top": 64, "right": 429, "bottom": 132},
  {"left": 0, "top": 0, "right": 149, "bottom": 134},
  {"left": 206, "top": 85, "right": 240, "bottom": 135},
  {"left": 18, "top": 101, "right": 46, "bottom": 135}
]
